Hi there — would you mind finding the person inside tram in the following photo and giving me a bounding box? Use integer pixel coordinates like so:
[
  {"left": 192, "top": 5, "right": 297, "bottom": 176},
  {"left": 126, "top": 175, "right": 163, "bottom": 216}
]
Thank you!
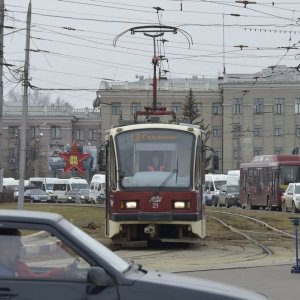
[
  {"left": 147, "top": 154, "right": 166, "bottom": 171},
  {"left": 0, "top": 228, "right": 65, "bottom": 278}
]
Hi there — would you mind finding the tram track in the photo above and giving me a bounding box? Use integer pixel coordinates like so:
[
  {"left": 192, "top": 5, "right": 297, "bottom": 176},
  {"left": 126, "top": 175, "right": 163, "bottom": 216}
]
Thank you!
[{"left": 115, "top": 208, "right": 294, "bottom": 272}]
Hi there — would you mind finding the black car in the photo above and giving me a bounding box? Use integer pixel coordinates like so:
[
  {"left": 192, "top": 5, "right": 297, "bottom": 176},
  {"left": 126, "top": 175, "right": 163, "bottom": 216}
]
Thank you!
[
  {"left": 23, "top": 189, "right": 52, "bottom": 203},
  {"left": 0, "top": 209, "right": 266, "bottom": 300},
  {"left": 218, "top": 184, "right": 240, "bottom": 208}
]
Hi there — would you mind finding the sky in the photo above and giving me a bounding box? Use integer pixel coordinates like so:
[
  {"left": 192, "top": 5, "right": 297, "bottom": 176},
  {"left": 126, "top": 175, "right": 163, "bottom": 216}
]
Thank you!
[{"left": 4, "top": 0, "right": 300, "bottom": 108}]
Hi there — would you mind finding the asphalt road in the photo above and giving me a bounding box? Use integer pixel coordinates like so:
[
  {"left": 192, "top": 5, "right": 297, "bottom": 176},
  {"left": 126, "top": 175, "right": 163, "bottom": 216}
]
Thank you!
[{"left": 182, "top": 264, "right": 300, "bottom": 300}]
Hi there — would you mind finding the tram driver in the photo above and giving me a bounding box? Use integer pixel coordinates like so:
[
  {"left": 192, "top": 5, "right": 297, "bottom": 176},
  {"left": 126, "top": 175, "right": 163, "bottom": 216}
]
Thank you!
[{"left": 147, "top": 153, "right": 166, "bottom": 171}]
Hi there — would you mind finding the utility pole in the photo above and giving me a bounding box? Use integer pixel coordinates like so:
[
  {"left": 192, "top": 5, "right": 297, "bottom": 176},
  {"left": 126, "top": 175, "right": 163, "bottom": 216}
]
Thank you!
[
  {"left": 18, "top": 0, "right": 31, "bottom": 209},
  {"left": 0, "top": 0, "right": 4, "bottom": 192}
]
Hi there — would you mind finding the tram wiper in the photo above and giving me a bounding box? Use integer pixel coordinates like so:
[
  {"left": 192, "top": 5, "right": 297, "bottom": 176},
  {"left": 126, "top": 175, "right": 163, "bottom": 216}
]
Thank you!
[{"left": 153, "top": 168, "right": 178, "bottom": 196}]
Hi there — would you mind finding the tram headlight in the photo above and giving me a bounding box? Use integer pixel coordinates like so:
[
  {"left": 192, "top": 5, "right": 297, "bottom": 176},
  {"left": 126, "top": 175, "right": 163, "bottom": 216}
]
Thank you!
[
  {"left": 121, "top": 201, "right": 138, "bottom": 209},
  {"left": 173, "top": 201, "right": 191, "bottom": 209}
]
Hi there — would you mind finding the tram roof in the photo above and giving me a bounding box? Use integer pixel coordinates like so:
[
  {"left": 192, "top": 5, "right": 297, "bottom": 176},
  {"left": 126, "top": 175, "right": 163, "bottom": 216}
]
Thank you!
[
  {"left": 107, "top": 122, "right": 206, "bottom": 135},
  {"left": 240, "top": 155, "right": 300, "bottom": 168}
]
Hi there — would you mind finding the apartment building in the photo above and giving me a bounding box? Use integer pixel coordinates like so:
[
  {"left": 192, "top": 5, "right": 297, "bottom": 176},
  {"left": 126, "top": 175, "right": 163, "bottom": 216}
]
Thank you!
[{"left": 99, "top": 66, "right": 300, "bottom": 174}]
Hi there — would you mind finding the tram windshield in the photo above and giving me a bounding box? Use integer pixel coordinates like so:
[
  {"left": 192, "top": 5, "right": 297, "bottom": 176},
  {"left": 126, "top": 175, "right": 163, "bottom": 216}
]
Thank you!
[{"left": 115, "top": 129, "right": 195, "bottom": 190}]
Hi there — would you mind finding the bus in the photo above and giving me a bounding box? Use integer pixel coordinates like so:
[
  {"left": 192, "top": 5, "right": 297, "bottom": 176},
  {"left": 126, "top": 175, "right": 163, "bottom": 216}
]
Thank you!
[
  {"left": 99, "top": 123, "right": 206, "bottom": 245},
  {"left": 240, "top": 155, "right": 300, "bottom": 210}
]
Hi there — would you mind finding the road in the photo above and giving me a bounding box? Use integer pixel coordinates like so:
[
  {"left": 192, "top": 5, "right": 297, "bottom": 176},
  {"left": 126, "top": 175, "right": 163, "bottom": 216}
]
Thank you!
[{"left": 183, "top": 264, "right": 299, "bottom": 300}]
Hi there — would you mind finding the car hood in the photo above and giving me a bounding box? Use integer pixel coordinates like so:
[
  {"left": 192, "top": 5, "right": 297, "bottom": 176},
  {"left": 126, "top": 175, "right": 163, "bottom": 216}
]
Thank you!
[{"left": 124, "top": 270, "right": 266, "bottom": 300}]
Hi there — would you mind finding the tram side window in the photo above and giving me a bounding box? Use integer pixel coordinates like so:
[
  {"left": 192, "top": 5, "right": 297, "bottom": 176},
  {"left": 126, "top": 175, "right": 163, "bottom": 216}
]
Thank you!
[
  {"left": 248, "top": 168, "right": 254, "bottom": 185},
  {"left": 109, "top": 137, "right": 117, "bottom": 189},
  {"left": 263, "top": 168, "right": 272, "bottom": 186}
]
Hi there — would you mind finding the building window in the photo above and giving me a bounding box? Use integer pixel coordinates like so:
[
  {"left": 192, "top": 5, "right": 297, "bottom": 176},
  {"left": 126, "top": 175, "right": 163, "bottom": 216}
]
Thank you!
[
  {"left": 254, "top": 126, "right": 263, "bottom": 137},
  {"left": 232, "top": 98, "right": 243, "bottom": 115},
  {"left": 254, "top": 147, "right": 262, "bottom": 156},
  {"left": 212, "top": 103, "right": 222, "bottom": 115},
  {"left": 75, "top": 129, "right": 84, "bottom": 141},
  {"left": 295, "top": 98, "right": 300, "bottom": 114},
  {"left": 253, "top": 98, "right": 264, "bottom": 114},
  {"left": 29, "top": 126, "right": 38, "bottom": 138},
  {"left": 296, "top": 125, "right": 300, "bottom": 137},
  {"left": 89, "top": 129, "right": 98, "bottom": 141},
  {"left": 275, "top": 147, "right": 283, "bottom": 155},
  {"left": 51, "top": 126, "right": 61, "bottom": 139},
  {"left": 131, "top": 102, "right": 142, "bottom": 114},
  {"left": 274, "top": 127, "right": 283, "bottom": 136},
  {"left": 233, "top": 148, "right": 240, "bottom": 159},
  {"left": 213, "top": 126, "right": 222, "bottom": 137},
  {"left": 111, "top": 102, "right": 121, "bottom": 115},
  {"left": 8, "top": 126, "right": 19, "bottom": 139},
  {"left": 274, "top": 98, "right": 284, "bottom": 114},
  {"left": 213, "top": 150, "right": 221, "bottom": 171},
  {"left": 172, "top": 102, "right": 182, "bottom": 114}
]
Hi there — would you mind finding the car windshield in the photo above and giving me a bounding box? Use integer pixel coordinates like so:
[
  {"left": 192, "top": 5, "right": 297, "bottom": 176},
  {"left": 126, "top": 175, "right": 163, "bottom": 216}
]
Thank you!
[
  {"left": 71, "top": 183, "right": 89, "bottom": 189},
  {"left": 59, "top": 219, "right": 129, "bottom": 272},
  {"left": 227, "top": 185, "right": 239, "bottom": 193},
  {"left": 31, "top": 190, "right": 46, "bottom": 195},
  {"left": 214, "top": 180, "right": 226, "bottom": 189},
  {"left": 295, "top": 185, "right": 300, "bottom": 194}
]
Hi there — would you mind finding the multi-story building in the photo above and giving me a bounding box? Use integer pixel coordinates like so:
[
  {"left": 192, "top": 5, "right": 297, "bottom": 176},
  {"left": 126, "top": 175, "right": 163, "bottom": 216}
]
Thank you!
[
  {"left": 99, "top": 75, "right": 223, "bottom": 169},
  {"left": 0, "top": 105, "right": 101, "bottom": 180},
  {"left": 221, "top": 65, "right": 300, "bottom": 172},
  {"left": 2, "top": 65, "right": 300, "bottom": 178},
  {"left": 99, "top": 66, "right": 300, "bottom": 174}
]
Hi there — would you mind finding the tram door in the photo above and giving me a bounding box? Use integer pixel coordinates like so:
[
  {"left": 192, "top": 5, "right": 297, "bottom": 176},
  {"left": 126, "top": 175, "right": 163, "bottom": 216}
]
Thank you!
[
  {"left": 270, "top": 168, "right": 278, "bottom": 206},
  {"left": 256, "top": 168, "right": 262, "bottom": 204}
]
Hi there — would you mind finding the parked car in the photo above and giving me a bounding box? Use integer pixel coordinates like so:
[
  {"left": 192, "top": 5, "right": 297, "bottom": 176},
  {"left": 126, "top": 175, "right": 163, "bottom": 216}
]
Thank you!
[
  {"left": 203, "top": 191, "right": 213, "bottom": 206},
  {"left": 0, "top": 209, "right": 266, "bottom": 300},
  {"left": 218, "top": 184, "right": 240, "bottom": 208},
  {"left": 281, "top": 183, "right": 300, "bottom": 213},
  {"left": 24, "top": 189, "right": 52, "bottom": 203}
]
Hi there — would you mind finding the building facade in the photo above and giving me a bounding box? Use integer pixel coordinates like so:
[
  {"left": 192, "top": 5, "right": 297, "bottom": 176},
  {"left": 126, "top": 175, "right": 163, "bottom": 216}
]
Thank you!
[
  {"left": 99, "top": 66, "right": 300, "bottom": 174},
  {"left": 0, "top": 105, "right": 101, "bottom": 181}
]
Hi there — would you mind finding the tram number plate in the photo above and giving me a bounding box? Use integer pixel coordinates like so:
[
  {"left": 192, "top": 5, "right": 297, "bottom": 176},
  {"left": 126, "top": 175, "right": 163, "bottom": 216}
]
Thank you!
[{"left": 152, "top": 203, "right": 159, "bottom": 209}]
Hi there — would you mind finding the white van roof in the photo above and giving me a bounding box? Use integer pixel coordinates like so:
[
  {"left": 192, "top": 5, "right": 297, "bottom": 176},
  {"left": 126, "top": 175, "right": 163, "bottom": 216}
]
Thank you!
[
  {"left": 205, "top": 174, "right": 227, "bottom": 181},
  {"left": 91, "top": 174, "right": 105, "bottom": 183},
  {"left": 3, "top": 178, "right": 18, "bottom": 185}
]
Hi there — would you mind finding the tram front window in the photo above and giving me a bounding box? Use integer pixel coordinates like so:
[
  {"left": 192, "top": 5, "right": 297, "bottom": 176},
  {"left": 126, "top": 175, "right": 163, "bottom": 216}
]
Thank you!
[{"left": 115, "top": 129, "right": 195, "bottom": 189}]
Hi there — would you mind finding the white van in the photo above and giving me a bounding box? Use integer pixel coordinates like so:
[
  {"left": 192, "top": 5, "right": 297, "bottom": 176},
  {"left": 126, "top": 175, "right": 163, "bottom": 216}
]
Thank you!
[
  {"left": 226, "top": 170, "right": 240, "bottom": 186},
  {"left": 3, "top": 178, "right": 19, "bottom": 200},
  {"left": 204, "top": 174, "right": 227, "bottom": 206},
  {"left": 28, "top": 177, "right": 57, "bottom": 194},
  {"left": 89, "top": 174, "right": 105, "bottom": 204},
  {"left": 51, "top": 177, "right": 89, "bottom": 203}
]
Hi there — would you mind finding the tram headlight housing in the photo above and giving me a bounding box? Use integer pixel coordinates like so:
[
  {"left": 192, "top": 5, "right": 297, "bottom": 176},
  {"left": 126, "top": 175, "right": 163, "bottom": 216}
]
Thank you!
[
  {"left": 121, "top": 200, "right": 138, "bottom": 209},
  {"left": 173, "top": 200, "right": 191, "bottom": 209}
]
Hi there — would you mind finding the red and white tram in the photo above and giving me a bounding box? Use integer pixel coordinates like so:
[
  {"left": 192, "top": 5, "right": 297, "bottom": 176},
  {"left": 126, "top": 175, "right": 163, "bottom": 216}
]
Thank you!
[{"left": 99, "top": 123, "right": 206, "bottom": 245}]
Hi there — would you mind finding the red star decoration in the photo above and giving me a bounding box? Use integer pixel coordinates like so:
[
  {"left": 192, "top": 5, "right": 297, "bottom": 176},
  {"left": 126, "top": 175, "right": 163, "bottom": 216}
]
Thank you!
[{"left": 59, "top": 142, "right": 91, "bottom": 173}]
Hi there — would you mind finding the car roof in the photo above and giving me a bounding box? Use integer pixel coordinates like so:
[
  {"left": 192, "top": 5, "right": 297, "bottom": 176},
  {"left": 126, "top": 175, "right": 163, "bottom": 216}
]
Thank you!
[{"left": 0, "top": 209, "right": 63, "bottom": 224}]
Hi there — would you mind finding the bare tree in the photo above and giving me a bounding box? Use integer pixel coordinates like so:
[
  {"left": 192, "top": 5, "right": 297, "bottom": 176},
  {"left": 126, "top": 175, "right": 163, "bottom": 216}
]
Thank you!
[
  {"left": 51, "top": 96, "right": 74, "bottom": 110},
  {"left": 29, "top": 90, "right": 50, "bottom": 106}
]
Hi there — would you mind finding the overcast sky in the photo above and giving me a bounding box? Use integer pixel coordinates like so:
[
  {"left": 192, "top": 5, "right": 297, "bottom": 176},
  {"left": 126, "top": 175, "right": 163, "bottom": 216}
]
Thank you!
[{"left": 4, "top": 0, "right": 300, "bottom": 108}]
